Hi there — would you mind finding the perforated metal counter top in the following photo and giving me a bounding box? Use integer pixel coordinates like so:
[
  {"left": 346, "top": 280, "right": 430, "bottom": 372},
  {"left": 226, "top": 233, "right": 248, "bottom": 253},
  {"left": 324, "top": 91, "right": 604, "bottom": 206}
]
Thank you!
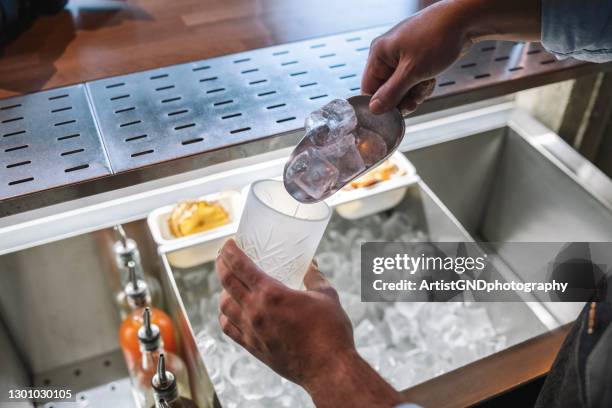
[
  {"left": 0, "top": 85, "right": 111, "bottom": 200},
  {"left": 0, "top": 25, "right": 603, "bottom": 208}
]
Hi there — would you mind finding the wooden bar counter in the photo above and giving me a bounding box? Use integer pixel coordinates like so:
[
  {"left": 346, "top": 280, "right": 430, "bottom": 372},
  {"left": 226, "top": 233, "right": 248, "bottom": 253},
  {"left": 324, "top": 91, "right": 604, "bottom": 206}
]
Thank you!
[{"left": 0, "top": 0, "right": 435, "bottom": 98}]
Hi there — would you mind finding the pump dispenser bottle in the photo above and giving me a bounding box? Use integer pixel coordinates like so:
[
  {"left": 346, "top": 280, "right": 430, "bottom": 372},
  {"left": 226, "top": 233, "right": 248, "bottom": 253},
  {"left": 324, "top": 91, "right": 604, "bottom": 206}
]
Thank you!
[
  {"left": 130, "top": 308, "right": 190, "bottom": 408},
  {"left": 119, "top": 264, "right": 177, "bottom": 370},
  {"left": 151, "top": 354, "right": 198, "bottom": 408},
  {"left": 113, "top": 225, "right": 163, "bottom": 317}
]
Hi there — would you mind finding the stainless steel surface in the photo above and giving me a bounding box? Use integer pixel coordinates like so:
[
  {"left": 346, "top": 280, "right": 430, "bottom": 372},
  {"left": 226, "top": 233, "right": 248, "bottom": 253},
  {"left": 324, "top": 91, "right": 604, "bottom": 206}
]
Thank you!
[
  {"left": 0, "top": 146, "right": 296, "bottom": 256},
  {"left": 0, "top": 222, "right": 172, "bottom": 407},
  {"left": 162, "top": 183, "right": 554, "bottom": 406},
  {"left": 32, "top": 350, "right": 128, "bottom": 396},
  {"left": 3, "top": 98, "right": 610, "bottom": 260},
  {"left": 481, "top": 130, "right": 612, "bottom": 242},
  {"left": 421, "top": 41, "right": 602, "bottom": 113},
  {"left": 347, "top": 95, "right": 405, "bottom": 147},
  {"left": 0, "top": 100, "right": 516, "bottom": 256},
  {"left": 509, "top": 109, "right": 612, "bottom": 206},
  {"left": 41, "top": 377, "right": 134, "bottom": 408},
  {"left": 0, "top": 234, "right": 121, "bottom": 373},
  {"left": 1, "top": 22, "right": 607, "bottom": 216},
  {"left": 0, "top": 125, "right": 302, "bottom": 217},
  {"left": 404, "top": 120, "right": 612, "bottom": 323},
  {"left": 160, "top": 106, "right": 611, "bottom": 404},
  {"left": 0, "top": 318, "right": 32, "bottom": 408},
  {"left": 407, "top": 128, "right": 506, "bottom": 233},
  {"left": 85, "top": 52, "right": 327, "bottom": 173},
  {"left": 0, "top": 98, "right": 506, "bottom": 257},
  {"left": 405, "top": 124, "right": 612, "bottom": 243},
  {"left": 0, "top": 85, "right": 111, "bottom": 202},
  {"left": 158, "top": 255, "right": 215, "bottom": 408},
  {"left": 1, "top": 101, "right": 610, "bottom": 406},
  {"left": 284, "top": 94, "right": 405, "bottom": 203}
]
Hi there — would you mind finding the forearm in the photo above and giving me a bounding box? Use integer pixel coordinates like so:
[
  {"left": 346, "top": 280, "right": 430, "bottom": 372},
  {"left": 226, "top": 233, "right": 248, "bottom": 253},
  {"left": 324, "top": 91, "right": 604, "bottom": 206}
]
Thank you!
[
  {"left": 447, "top": 0, "right": 541, "bottom": 43},
  {"left": 304, "top": 350, "right": 404, "bottom": 408}
]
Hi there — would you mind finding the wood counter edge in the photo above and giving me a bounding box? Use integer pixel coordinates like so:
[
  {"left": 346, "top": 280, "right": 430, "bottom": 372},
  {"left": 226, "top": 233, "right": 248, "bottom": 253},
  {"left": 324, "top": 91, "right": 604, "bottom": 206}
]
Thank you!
[{"left": 400, "top": 323, "right": 572, "bottom": 408}]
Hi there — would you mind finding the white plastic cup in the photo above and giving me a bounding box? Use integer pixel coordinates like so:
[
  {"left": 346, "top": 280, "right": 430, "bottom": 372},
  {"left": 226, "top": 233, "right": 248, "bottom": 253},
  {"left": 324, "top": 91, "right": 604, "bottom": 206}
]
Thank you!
[{"left": 235, "top": 179, "right": 332, "bottom": 289}]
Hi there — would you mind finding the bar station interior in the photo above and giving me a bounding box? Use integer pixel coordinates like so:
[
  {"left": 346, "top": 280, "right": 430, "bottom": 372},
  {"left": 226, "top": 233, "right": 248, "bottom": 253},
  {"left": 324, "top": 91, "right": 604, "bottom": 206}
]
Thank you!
[{"left": 1, "top": 1, "right": 612, "bottom": 408}]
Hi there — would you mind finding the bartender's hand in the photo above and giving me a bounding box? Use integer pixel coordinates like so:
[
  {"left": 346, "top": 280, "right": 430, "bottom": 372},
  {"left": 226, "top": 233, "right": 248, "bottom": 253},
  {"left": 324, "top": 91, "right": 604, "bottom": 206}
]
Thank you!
[
  {"left": 363, "top": 0, "right": 541, "bottom": 115},
  {"left": 216, "top": 239, "right": 404, "bottom": 408},
  {"left": 362, "top": 1, "right": 464, "bottom": 115}
]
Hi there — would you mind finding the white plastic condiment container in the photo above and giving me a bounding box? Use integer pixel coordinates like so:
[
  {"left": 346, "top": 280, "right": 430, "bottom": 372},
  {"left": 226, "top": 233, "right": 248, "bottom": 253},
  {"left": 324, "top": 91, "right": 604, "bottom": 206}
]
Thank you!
[
  {"left": 147, "top": 190, "right": 244, "bottom": 268},
  {"left": 326, "top": 151, "right": 419, "bottom": 219}
]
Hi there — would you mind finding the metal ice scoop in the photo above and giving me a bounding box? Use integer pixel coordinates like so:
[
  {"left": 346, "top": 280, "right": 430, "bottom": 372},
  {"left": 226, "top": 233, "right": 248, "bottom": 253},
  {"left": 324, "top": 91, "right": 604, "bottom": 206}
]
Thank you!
[{"left": 284, "top": 95, "right": 405, "bottom": 203}]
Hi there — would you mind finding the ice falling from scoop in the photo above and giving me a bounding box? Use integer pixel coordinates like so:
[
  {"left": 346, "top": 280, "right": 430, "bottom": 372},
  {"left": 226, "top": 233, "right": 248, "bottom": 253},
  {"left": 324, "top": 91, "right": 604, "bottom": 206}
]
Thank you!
[{"left": 284, "top": 99, "right": 388, "bottom": 202}]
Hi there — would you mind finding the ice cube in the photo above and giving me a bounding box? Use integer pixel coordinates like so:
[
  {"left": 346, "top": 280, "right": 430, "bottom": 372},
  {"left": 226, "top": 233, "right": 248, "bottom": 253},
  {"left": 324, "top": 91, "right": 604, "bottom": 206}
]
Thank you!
[
  {"left": 354, "top": 319, "right": 387, "bottom": 349},
  {"left": 381, "top": 212, "right": 414, "bottom": 241},
  {"left": 357, "top": 344, "right": 385, "bottom": 371},
  {"left": 455, "top": 306, "right": 496, "bottom": 342},
  {"left": 336, "top": 142, "right": 366, "bottom": 183},
  {"left": 304, "top": 123, "right": 331, "bottom": 147},
  {"left": 406, "top": 349, "right": 448, "bottom": 384},
  {"left": 285, "top": 149, "right": 309, "bottom": 181},
  {"left": 357, "top": 128, "right": 387, "bottom": 166},
  {"left": 383, "top": 306, "right": 419, "bottom": 345},
  {"left": 315, "top": 252, "right": 340, "bottom": 276},
  {"left": 394, "top": 302, "right": 426, "bottom": 320},
  {"left": 316, "top": 133, "right": 366, "bottom": 183},
  {"left": 338, "top": 291, "right": 367, "bottom": 325},
  {"left": 287, "top": 148, "right": 339, "bottom": 200},
  {"left": 305, "top": 99, "right": 358, "bottom": 146},
  {"left": 379, "top": 348, "right": 418, "bottom": 390}
]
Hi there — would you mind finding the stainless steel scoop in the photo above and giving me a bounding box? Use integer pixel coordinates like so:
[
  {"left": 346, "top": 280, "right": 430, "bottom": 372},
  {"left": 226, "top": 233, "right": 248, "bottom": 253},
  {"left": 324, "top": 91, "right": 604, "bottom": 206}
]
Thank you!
[{"left": 284, "top": 94, "right": 406, "bottom": 203}]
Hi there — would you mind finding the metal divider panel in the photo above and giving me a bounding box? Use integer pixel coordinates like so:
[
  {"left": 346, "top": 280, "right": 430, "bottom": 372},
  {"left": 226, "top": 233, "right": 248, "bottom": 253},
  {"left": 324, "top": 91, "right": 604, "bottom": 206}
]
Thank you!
[
  {"left": 86, "top": 27, "right": 385, "bottom": 173},
  {"left": 0, "top": 85, "right": 111, "bottom": 201},
  {"left": 86, "top": 25, "right": 579, "bottom": 174},
  {"left": 435, "top": 40, "right": 574, "bottom": 92}
]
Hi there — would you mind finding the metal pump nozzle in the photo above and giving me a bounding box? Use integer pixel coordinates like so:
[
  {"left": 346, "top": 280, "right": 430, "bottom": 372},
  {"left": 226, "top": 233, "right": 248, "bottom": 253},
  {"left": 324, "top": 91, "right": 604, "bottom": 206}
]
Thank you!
[
  {"left": 157, "top": 353, "right": 168, "bottom": 386},
  {"left": 138, "top": 307, "right": 161, "bottom": 351},
  {"left": 128, "top": 261, "right": 138, "bottom": 288},
  {"left": 145, "top": 307, "right": 154, "bottom": 338},
  {"left": 112, "top": 224, "right": 141, "bottom": 272},
  {"left": 124, "top": 260, "right": 148, "bottom": 307},
  {"left": 114, "top": 225, "right": 128, "bottom": 249},
  {"left": 152, "top": 352, "right": 179, "bottom": 402}
]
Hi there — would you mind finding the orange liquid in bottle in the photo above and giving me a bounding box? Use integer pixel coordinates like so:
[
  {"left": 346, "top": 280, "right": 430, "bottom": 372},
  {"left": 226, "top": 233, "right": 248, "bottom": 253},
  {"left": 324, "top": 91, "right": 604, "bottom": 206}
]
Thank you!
[{"left": 119, "top": 307, "right": 177, "bottom": 369}]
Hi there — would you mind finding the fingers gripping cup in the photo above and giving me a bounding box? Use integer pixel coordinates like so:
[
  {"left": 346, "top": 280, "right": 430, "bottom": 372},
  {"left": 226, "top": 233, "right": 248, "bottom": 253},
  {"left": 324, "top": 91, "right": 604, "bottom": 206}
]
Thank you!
[{"left": 236, "top": 179, "right": 332, "bottom": 289}]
